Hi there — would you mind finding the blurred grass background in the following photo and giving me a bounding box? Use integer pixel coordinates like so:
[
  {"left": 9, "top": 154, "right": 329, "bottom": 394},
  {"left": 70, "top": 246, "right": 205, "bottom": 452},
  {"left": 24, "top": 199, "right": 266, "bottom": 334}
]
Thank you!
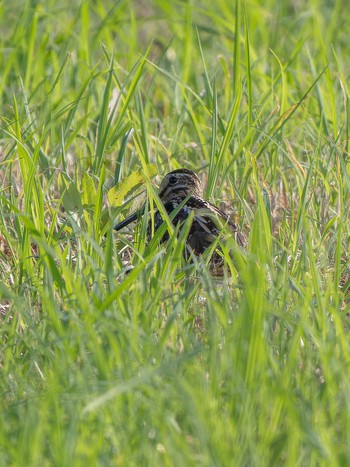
[{"left": 1, "top": 0, "right": 350, "bottom": 465}]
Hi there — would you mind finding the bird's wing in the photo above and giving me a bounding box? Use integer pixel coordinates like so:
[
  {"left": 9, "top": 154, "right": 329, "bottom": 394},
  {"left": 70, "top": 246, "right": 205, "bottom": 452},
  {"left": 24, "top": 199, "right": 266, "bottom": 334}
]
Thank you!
[{"left": 187, "top": 196, "right": 246, "bottom": 248}]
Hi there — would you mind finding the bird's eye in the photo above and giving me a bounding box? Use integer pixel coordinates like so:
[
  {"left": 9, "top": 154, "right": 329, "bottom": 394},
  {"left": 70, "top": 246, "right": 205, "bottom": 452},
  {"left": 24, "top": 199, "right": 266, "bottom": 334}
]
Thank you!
[{"left": 169, "top": 176, "right": 178, "bottom": 185}]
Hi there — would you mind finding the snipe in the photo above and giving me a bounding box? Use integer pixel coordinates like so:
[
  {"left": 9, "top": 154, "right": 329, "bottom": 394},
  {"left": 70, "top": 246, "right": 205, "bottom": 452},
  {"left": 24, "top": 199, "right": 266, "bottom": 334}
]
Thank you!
[{"left": 114, "top": 168, "right": 245, "bottom": 273}]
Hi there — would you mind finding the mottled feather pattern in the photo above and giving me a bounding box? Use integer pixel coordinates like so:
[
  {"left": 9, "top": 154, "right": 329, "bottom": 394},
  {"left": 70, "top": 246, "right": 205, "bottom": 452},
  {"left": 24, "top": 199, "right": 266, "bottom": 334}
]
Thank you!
[
  {"left": 147, "top": 195, "right": 245, "bottom": 255},
  {"left": 115, "top": 168, "right": 245, "bottom": 274}
]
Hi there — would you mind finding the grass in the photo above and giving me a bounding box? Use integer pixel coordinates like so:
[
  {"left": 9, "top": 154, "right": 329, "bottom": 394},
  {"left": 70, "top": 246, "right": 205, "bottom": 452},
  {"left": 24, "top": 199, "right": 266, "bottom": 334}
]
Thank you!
[{"left": 1, "top": 0, "right": 350, "bottom": 464}]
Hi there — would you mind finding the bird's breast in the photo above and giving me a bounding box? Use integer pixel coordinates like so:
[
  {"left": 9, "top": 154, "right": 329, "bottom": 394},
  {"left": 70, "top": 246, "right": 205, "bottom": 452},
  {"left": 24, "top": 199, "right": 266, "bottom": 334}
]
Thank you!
[{"left": 147, "top": 197, "right": 222, "bottom": 247}]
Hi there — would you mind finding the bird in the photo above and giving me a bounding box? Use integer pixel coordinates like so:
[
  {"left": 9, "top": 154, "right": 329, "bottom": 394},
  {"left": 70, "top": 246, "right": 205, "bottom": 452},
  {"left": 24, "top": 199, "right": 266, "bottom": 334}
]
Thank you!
[{"left": 114, "top": 168, "right": 245, "bottom": 273}]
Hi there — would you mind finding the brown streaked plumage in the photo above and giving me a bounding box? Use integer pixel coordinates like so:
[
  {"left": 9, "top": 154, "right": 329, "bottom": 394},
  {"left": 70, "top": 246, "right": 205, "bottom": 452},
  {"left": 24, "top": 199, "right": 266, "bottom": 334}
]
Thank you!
[{"left": 114, "top": 168, "right": 245, "bottom": 273}]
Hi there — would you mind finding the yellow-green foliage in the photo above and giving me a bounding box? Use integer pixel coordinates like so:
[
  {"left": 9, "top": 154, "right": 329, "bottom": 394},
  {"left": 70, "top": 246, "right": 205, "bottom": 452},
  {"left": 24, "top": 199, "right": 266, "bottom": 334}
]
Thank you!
[{"left": 0, "top": 0, "right": 349, "bottom": 465}]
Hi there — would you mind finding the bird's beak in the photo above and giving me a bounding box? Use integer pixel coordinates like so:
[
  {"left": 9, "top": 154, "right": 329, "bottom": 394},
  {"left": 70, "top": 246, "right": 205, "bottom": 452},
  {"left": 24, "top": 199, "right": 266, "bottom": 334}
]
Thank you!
[{"left": 114, "top": 206, "right": 146, "bottom": 232}]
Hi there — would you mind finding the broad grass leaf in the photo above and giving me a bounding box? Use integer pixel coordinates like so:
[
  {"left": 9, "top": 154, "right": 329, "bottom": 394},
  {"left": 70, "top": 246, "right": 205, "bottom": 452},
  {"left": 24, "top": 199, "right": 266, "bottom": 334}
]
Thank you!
[
  {"left": 108, "top": 164, "right": 157, "bottom": 207},
  {"left": 58, "top": 173, "right": 83, "bottom": 215},
  {"left": 58, "top": 173, "right": 83, "bottom": 228},
  {"left": 82, "top": 172, "right": 97, "bottom": 207}
]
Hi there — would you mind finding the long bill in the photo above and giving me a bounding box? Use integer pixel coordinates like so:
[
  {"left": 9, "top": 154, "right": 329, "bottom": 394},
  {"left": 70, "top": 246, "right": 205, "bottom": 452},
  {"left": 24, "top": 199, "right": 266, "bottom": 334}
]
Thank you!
[{"left": 114, "top": 206, "right": 146, "bottom": 232}]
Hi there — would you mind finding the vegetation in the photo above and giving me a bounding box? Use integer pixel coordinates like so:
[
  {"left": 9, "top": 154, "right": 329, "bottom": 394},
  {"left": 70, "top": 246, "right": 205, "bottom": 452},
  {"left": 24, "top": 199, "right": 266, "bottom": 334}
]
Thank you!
[{"left": 1, "top": 0, "right": 349, "bottom": 464}]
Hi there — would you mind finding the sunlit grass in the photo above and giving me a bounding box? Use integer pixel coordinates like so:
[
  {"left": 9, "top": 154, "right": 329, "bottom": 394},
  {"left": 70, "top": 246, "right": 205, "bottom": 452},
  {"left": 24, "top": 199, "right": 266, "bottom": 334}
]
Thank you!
[{"left": 1, "top": 0, "right": 350, "bottom": 465}]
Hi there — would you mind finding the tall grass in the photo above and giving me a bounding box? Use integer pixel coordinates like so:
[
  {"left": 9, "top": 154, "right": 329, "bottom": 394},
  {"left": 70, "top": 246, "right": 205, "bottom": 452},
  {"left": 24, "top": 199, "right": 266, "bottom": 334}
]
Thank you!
[{"left": 1, "top": 0, "right": 350, "bottom": 464}]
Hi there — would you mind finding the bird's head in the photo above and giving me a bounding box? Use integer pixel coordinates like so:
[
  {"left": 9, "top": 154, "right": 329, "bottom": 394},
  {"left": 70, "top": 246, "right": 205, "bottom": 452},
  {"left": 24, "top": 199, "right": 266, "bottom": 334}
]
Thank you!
[{"left": 158, "top": 169, "right": 203, "bottom": 203}]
